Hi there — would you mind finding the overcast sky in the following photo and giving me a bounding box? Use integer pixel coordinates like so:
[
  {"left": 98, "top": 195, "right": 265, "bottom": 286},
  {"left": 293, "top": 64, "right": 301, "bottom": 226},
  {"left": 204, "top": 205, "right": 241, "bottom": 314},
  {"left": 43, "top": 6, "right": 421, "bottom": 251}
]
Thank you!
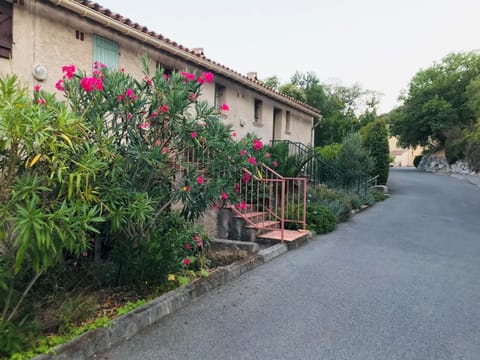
[{"left": 97, "top": 0, "right": 480, "bottom": 114}]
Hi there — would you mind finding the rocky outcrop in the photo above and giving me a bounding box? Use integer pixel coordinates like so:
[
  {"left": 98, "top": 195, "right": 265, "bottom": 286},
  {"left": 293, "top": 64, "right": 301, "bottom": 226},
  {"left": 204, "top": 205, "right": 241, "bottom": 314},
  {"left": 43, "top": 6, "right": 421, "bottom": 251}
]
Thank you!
[{"left": 418, "top": 155, "right": 478, "bottom": 176}]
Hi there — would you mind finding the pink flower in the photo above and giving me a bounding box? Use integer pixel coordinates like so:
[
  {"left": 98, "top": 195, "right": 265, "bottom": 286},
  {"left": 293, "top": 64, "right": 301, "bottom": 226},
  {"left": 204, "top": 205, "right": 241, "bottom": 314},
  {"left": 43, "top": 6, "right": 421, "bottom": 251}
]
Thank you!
[
  {"left": 240, "top": 149, "right": 247, "bottom": 156},
  {"left": 93, "top": 61, "right": 105, "bottom": 69},
  {"left": 33, "top": 84, "right": 41, "bottom": 92},
  {"left": 189, "top": 93, "right": 198, "bottom": 102},
  {"left": 121, "top": 68, "right": 126, "bottom": 73},
  {"left": 36, "top": 98, "right": 46, "bottom": 105},
  {"left": 151, "top": 112, "right": 158, "bottom": 118},
  {"left": 161, "top": 105, "right": 169, "bottom": 113},
  {"left": 127, "top": 113, "right": 133, "bottom": 120},
  {"left": 138, "top": 122, "right": 150, "bottom": 130},
  {"left": 202, "top": 72, "right": 214, "bottom": 83},
  {"left": 253, "top": 139, "right": 263, "bottom": 151},
  {"left": 117, "top": 94, "right": 124, "bottom": 102},
  {"left": 197, "top": 76, "right": 205, "bottom": 84},
  {"left": 221, "top": 192, "right": 228, "bottom": 200},
  {"left": 248, "top": 157, "right": 257, "bottom": 165},
  {"left": 61, "top": 64, "right": 76, "bottom": 79},
  {"left": 234, "top": 183, "right": 240, "bottom": 193},
  {"left": 80, "top": 77, "right": 103, "bottom": 92},
  {"left": 197, "top": 241, "right": 204, "bottom": 248},
  {"left": 220, "top": 103, "right": 229, "bottom": 111},
  {"left": 197, "top": 176, "right": 204, "bottom": 185},
  {"left": 183, "top": 258, "right": 191, "bottom": 266},
  {"left": 125, "top": 88, "right": 136, "bottom": 99},
  {"left": 143, "top": 76, "right": 152, "bottom": 86},
  {"left": 163, "top": 73, "right": 169, "bottom": 80},
  {"left": 236, "top": 201, "right": 247, "bottom": 210},
  {"left": 243, "top": 172, "right": 250, "bottom": 183},
  {"left": 185, "top": 243, "right": 191, "bottom": 250},
  {"left": 55, "top": 79, "right": 64, "bottom": 91},
  {"left": 265, "top": 152, "right": 271, "bottom": 158},
  {"left": 92, "top": 69, "right": 104, "bottom": 79},
  {"left": 193, "top": 234, "right": 199, "bottom": 241},
  {"left": 191, "top": 131, "right": 197, "bottom": 139},
  {"left": 232, "top": 132, "right": 237, "bottom": 138},
  {"left": 273, "top": 161, "right": 278, "bottom": 167},
  {"left": 180, "top": 71, "right": 195, "bottom": 81}
]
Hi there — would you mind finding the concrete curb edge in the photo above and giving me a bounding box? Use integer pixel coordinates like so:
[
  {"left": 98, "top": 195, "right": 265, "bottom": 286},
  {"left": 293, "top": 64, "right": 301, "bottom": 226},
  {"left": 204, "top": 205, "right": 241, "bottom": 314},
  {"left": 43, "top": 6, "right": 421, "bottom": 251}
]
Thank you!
[{"left": 33, "top": 243, "right": 292, "bottom": 360}]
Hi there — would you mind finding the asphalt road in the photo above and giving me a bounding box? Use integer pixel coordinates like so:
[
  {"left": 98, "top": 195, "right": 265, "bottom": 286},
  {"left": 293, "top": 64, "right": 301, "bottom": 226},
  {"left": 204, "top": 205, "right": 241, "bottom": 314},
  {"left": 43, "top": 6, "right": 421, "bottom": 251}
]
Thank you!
[{"left": 100, "top": 168, "right": 480, "bottom": 360}]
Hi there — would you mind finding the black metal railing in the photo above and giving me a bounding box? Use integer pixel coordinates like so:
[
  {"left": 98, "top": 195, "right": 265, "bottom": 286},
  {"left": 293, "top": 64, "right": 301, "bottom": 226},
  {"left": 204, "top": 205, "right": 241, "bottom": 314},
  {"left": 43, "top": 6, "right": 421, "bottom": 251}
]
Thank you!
[{"left": 269, "top": 140, "right": 369, "bottom": 196}]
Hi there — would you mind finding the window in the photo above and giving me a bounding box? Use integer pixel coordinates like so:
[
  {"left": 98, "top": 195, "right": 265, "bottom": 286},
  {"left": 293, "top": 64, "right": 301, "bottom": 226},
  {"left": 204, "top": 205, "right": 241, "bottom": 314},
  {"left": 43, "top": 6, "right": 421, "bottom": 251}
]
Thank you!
[
  {"left": 93, "top": 34, "right": 118, "bottom": 69},
  {"left": 0, "top": 0, "right": 13, "bottom": 59},
  {"left": 254, "top": 99, "right": 263, "bottom": 124},
  {"left": 215, "top": 84, "right": 226, "bottom": 108},
  {"left": 285, "top": 111, "right": 291, "bottom": 133}
]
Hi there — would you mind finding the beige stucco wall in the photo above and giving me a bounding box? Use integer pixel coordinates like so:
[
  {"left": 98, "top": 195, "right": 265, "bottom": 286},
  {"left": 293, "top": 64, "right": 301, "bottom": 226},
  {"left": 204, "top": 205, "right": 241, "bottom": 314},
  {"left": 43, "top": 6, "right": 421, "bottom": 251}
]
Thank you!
[
  {"left": 389, "top": 137, "right": 423, "bottom": 167},
  {"left": 1, "top": 0, "right": 314, "bottom": 146}
]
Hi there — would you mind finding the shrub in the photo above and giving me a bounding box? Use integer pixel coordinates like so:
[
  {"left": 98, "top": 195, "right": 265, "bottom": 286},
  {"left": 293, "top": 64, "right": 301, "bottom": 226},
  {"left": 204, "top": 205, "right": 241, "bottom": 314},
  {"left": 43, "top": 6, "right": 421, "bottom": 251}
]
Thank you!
[
  {"left": 306, "top": 205, "right": 337, "bottom": 234},
  {"left": 0, "top": 76, "right": 104, "bottom": 344},
  {"left": 444, "top": 128, "right": 467, "bottom": 164},
  {"left": 413, "top": 155, "right": 423, "bottom": 168},
  {"left": 336, "top": 132, "right": 374, "bottom": 176},
  {"left": 315, "top": 143, "right": 342, "bottom": 161},
  {"left": 465, "top": 123, "right": 480, "bottom": 171},
  {"left": 308, "top": 185, "right": 353, "bottom": 222}
]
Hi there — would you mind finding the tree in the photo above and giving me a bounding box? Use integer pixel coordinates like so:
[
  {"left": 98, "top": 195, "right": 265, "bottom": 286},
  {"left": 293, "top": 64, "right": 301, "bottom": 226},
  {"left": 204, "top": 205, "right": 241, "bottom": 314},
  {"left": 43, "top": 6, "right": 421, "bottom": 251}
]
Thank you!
[
  {"left": 361, "top": 119, "right": 390, "bottom": 184},
  {"left": 275, "top": 71, "right": 380, "bottom": 147},
  {"left": 263, "top": 75, "right": 280, "bottom": 90},
  {"left": 389, "top": 51, "right": 480, "bottom": 148}
]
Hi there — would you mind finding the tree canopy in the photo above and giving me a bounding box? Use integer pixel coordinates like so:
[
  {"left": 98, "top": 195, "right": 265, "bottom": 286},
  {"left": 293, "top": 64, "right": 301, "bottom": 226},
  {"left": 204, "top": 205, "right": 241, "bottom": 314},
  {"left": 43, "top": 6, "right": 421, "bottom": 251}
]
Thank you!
[
  {"left": 389, "top": 51, "right": 480, "bottom": 148},
  {"left": 270, "top": 71, "right": 381, "bottom": 147}
]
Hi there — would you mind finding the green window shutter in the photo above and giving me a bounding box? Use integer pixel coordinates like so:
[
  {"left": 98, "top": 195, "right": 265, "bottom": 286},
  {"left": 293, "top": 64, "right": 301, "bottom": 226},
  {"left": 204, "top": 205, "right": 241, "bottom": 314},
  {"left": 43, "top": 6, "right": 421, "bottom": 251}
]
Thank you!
[{"left": 93, "top": 34, "right": 118, "bottom": 70}]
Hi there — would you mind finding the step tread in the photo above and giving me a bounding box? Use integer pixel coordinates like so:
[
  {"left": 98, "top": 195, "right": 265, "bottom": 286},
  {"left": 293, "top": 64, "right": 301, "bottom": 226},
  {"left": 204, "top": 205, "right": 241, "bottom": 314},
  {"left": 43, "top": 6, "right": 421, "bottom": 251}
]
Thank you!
[
  {"left": 234, "top": 211, "right": 266, "bottom": 219},
  {"left": 244, "top": 220, "right": 280, "bottom": 229}
]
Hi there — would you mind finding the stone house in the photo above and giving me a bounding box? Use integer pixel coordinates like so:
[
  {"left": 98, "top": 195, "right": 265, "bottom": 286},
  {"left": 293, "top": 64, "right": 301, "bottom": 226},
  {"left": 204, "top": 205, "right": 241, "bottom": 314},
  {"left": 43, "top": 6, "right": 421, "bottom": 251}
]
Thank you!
[
  {"left": 389, "top": 137, "right": 423, "bottom": 167},
  {"left": 0, "top": 0, "right": 320, "bottom": 145}
]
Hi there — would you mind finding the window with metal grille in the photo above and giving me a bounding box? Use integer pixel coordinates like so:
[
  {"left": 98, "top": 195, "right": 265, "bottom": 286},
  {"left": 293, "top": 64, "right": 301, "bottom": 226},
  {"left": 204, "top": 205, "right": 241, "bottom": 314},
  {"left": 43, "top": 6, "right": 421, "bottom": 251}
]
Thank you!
[
  {"left": 93, "top": 34, "right": 118, "bottom": 69},
  {"left": 0, "top": 0, "right": 13, "bottom": 59}
]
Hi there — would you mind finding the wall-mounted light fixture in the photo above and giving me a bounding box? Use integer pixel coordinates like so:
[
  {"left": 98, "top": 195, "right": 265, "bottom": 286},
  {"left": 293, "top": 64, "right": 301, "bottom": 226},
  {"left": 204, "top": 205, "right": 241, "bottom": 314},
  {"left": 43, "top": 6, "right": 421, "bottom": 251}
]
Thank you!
[{"left": 32, "top": 64, "right": 48, "bottom": 81}]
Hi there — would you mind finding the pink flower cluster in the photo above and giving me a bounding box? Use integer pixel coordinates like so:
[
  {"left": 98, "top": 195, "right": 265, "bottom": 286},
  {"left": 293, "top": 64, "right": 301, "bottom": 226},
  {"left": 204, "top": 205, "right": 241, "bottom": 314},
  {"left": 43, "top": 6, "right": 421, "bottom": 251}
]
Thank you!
[
  {"left": 138, "top": 122, "right": 150, "bottom": 130},
  {"left": 253, "top": 139, "right": 263, "bottom": 151},
  {"left": 125, "top": 88, "right": 137, "bottom": 100},
  {"left": 61, "top": 64, "right": 76, "bottom": 79},
  {"left": 181, "top": 71, "right": 196, "bottom": 81},
  {"left": 93, "top": 61, "right": 106, "bottom": 70},
  {"left": 80, "top": 77, "right": 103, "bottom": 92},
  {"left": 193, "top": 233, "right": 203, "bottom": 248},
  {"left": 235, "top": 201, "right": 247, "bottom": 210},
  {"left": 143, "top": 76, "right": 153, "bottom": 86},
  {"left": 197, "top": 71, "right": 214, "bottom": 84},
  {"left": 221, "top": 103, "right": 229, "bottom": 111},
  {"left": 55, "top": 80, "right": 64, "bottom": 91}
]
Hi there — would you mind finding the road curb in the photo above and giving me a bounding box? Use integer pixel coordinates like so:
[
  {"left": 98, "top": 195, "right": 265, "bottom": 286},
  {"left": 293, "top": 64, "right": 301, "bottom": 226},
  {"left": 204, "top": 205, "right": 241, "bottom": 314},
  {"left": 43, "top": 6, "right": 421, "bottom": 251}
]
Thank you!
[{"left": 32, "top": 242, "right": 292, "bottom": 360}]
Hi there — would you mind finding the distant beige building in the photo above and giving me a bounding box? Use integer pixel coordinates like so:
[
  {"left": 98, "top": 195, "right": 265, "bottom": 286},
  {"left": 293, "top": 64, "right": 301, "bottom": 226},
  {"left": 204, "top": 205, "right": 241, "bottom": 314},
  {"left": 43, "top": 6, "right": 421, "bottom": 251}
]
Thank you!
[
  {"left": 389, "top": 137, "right": 423, "bottom": 167},
  {"left": 0, "top": 0, "right": 320, "bottom": 145}
]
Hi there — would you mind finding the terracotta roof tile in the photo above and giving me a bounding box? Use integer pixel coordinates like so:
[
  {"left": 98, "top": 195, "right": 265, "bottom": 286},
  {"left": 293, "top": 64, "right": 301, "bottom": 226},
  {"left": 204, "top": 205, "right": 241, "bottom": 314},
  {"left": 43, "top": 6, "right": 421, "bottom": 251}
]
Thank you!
[{"left": 66, "top": 0, "right": 320, "bottom": 116}]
